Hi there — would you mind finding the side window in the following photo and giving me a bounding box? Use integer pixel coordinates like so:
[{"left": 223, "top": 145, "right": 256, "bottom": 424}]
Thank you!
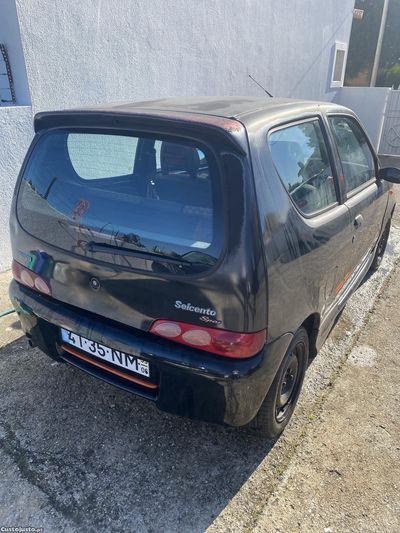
[
  {"left": 329, "top": 116, "right": 375, "bottom": 194},
  {"left": 269, "top": 120, "right": 337, "bottom": 216}
]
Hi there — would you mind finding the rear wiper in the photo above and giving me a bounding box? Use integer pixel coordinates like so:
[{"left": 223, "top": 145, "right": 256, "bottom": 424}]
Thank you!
[{"left": 84, "top": 241, "right": 192, "bottom": 267}]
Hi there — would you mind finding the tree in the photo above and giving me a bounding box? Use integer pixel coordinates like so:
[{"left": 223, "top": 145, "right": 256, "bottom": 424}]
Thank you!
[{"left": 345, "top": 0, "right": 400, "bottom": 87}]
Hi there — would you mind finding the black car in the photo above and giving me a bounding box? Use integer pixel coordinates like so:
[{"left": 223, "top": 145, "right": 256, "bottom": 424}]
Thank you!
[{"left": 9, "top": 97, "right": 399, "bottom": 437}]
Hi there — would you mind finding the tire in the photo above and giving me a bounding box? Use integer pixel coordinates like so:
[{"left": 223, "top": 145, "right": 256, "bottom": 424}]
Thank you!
[
  {"left": 249, "top": 327, "right": 309, "bottom": 438},
  {"left": 370, "top": 220, "right": 391, "bottom": 271}
]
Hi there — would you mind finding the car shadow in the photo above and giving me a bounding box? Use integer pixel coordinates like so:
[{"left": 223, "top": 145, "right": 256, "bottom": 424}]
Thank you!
[
  {"left": 6, "top": 319, "right": 22, "bottom": 330},
  {"left": 0, "top": 340, "right": 277, "bottom": 533}
]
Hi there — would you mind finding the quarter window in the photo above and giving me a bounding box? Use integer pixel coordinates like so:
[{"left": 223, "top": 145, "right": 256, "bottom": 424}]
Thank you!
[
  {"left": 329, "top": 116, "right": 375, "bottom": 193},
  {"left": 269, "top": 120, "right": 337, "bottom": 215}
]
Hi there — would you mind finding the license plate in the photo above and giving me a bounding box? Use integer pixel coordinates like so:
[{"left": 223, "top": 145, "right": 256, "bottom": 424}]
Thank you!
[{"left": 61, "top": 328, "right": 150, "bottom": 378}]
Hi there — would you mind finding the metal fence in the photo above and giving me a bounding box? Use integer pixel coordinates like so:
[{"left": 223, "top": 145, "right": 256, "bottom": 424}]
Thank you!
[{"left": 379, "top": 90, "right": 400, "bottom": 156}]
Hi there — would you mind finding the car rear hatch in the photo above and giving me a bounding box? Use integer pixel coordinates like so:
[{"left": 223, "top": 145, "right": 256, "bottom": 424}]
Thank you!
[{"left": 10, "top": 108, "right": 267, "bottom": 340}]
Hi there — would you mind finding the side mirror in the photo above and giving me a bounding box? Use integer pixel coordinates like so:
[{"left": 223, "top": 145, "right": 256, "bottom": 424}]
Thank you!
[{"left": 379, "top": 167, "right": 400, "bottom": 184}]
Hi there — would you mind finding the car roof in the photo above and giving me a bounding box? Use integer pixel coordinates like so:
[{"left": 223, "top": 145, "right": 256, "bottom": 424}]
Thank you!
[
  {"left": 34, "top": 97, "right": 353, "bottom": 151},
  {"left": 69, "top": 96, "right": 333, "bottom": 121}
]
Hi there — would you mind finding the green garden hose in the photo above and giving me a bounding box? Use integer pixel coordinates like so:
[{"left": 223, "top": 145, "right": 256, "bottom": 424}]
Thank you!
[{"left": 0, "top": 309, "right": 15, "bottom": 317}]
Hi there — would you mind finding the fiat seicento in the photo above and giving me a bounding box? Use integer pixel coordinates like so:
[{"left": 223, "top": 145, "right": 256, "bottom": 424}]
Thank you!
[{"left": 9, "top": 97, "right": 399, "bottom": 436}]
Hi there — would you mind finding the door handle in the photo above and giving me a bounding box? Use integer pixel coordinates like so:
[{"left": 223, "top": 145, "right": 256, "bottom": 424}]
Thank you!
[{"left": 354, "top": 214, "right": 363, "bottom": 229}]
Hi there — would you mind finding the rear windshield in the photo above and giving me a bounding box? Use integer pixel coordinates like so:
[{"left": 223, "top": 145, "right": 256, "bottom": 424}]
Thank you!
[{"left": 17, "top": 130, "right": 223, "bottom": 274}]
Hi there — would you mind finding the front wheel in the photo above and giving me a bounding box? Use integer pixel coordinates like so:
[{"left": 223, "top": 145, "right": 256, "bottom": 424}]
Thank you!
[{"left": 249, "top": 327, "right": 309, "bottom": 438}]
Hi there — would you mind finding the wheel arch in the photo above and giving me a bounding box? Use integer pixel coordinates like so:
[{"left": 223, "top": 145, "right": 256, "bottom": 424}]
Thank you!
[{"left": 300, "top": 313, "right": 320, "bottom": 358}]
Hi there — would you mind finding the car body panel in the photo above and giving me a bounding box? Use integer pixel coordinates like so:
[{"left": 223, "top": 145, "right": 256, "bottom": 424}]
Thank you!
[{"left": 10, "top": 279, "right": 291, "bottom": 426}]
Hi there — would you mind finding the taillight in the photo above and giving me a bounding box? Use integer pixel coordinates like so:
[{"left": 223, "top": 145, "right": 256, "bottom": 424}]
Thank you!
[
  {"left": 150, "top": 319, "right": 266, "bottom": 359},
  {"left": 12, "top": 260, "right": 52, "bottom": 296}
]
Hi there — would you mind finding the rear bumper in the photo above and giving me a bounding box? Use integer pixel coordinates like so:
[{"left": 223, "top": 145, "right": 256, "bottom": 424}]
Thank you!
[{"left": 9, "top": 279, "right": 291, "bottom": 427}]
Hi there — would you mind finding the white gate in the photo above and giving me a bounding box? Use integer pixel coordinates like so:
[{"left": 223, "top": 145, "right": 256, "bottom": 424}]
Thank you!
[{"left": 379, "top": 90, "right": 400, "bottom": 155}]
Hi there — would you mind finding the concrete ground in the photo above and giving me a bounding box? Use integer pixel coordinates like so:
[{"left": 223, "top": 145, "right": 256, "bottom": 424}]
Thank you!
[
  {"left": 1, "top": 181, "right": 400, "bottom": 533},
  {"left": 251, "top": 262, "right": 400, "bottom": 533},
  {"left": 0, "top": 270, "right": 23, "bottom": 347}
]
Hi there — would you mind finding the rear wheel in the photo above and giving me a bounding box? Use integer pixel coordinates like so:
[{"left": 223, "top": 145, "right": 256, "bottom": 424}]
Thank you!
[
  {"left": 249, "top": 327, "right": 309, "bottom": 438},
  {"left": 370, "top": 220, "right": 391, "bottom": 271}
]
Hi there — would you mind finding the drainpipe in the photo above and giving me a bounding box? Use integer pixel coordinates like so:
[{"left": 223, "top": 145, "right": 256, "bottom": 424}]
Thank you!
[{"left": 370, "top": 0, "right": 390, "bottom": 87}]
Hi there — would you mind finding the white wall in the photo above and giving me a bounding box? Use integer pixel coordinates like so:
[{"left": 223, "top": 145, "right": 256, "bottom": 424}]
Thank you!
[
  {"left": 335, "top": 87, "right": 391, "bottom": 149},
  {"left": 0, "top": 106, "right": 34, "bottom": 271},
  {"left": 15, "top": 0, "right": 355, "bottom": 112},
  {"left": 0, "top": 0, "right": 356, "bottom": 271}
]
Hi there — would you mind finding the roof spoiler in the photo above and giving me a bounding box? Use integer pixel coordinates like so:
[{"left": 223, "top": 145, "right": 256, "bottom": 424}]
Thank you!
[{"left": 34, "top": 109, "right": 248, "bottom": 156}]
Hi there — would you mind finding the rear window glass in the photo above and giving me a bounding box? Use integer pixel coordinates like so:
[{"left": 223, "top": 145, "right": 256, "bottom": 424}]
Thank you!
[{"left": 17, "top": 131, "right": 222, "bottom": 274}]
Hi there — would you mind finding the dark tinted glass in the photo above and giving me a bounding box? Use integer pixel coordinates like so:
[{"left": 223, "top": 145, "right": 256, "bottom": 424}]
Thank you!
[
  {"left": 329, "top": 116, "right": 375, "bottom": 193},
  {"left": 269, "top": 120, "right": 337, "bottom": 215},
  {"left": 17, "top": 131, "right": 222, "bottom": 273}
]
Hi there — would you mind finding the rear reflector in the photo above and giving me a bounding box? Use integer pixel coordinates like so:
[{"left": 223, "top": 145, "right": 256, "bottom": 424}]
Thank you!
[
  {"left": 150, "top": 319, "right": 266, "bottom": 359},
  {"left": 12, "top": 260, "right": 52, "bottom": 296}
]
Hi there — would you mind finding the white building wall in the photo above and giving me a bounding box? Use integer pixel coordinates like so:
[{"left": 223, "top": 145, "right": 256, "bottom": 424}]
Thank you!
[
  {"left": 0, "top": 0, "right": 356, "bottom": 271},
  {"left": 15, "top": 0, "right": 355, "bottom": 111},
  {"left": 335, "top": 87, "right": 391, "bottom": 150},
  {"left": 0, "top": 106, "right": 34, "bottom": 270}
]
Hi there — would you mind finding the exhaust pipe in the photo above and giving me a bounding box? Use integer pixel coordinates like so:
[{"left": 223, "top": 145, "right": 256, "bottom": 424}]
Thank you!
[{"left": 26, "top": 334, "right": 37, "bottom": 349}]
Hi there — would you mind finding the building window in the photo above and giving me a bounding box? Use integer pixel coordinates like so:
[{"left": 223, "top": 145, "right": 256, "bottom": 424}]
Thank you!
[{"left": 331, "top": 42, "right": 348, "bottom": 88}]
